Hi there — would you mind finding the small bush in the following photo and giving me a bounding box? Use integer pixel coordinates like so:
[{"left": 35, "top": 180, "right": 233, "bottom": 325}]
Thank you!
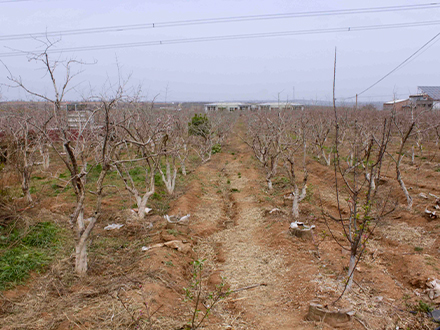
[
  {"left": 212, "top": 143, "right": 221, "bottom": 154},
  {"left": 188, "top": 114, "right": 210, "bottom": 138}
]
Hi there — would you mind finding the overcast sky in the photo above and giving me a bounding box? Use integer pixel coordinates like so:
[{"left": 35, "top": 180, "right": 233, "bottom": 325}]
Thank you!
[{"left": 0, "top": 0, "right": 439, "bottom": 103}]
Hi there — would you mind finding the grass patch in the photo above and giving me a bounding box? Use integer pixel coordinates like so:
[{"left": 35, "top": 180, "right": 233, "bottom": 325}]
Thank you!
[
  {"left": 22, "top": 222, "right": 58, "bottom": 248},
  {"left": 0, "top": 247, "right": 51, "bottom": 290},
  {"left": 166, "top": 229, "right": 180, "bottom": 236},
  {"left": 58, "top": 170, "right": 70, "bottom": 179},
  {"left": 0, "top": 222, "right": 60, "bottom": 290},
  {"left": 303, "top": 184, "right": 314, "bottom": 202},
  {"left": 416, "top": 300, "right": 433, "bottom": 313}
]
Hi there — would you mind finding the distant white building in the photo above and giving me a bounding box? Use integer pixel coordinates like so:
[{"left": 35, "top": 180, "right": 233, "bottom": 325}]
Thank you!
[
  {"left": 409, "top": 86, "right": 440, "bottom": 111},
  {"left": 204, "top": 101, "right": 304, "bottom": 112},
  {"left": 204, "top": 102, "right": 251, "bottom": 112},
  {"left": 382, "top": 99, "right": 410, "bottom": 111},
  {"left": 258, "top": 102, "right": 304, "bottom": 111},
  {"left": 66, "top": 103, "right": 94, "bottom": 130}
]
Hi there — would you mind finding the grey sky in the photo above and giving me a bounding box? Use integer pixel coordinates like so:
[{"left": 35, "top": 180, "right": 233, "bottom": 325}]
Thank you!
[{"left": 0, "top": 0, "right": 439, "bottom": 103}]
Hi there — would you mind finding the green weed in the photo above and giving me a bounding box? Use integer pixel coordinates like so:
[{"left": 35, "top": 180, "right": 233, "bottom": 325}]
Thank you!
[{"left": 0, "top": 222, "right": 59, "bottom": 290}]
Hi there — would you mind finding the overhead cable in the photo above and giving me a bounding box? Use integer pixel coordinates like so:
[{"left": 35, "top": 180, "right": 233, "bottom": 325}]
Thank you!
[
  {"left": 1, "top": 19, "right": 440, "bottom": 58},
  {"left": 1, "top": 3, "right": 440, "bottom": 40}
]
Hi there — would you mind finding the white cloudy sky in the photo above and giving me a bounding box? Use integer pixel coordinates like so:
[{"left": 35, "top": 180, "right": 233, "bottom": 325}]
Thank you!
[{"left": 0, "top": 0, "right": 439, "bottom": 103}]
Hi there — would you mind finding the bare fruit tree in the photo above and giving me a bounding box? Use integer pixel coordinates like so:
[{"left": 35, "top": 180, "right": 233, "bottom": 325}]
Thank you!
[
  {"left": 310, "top": 110, "right": 333, "bottom": 166},
  {"left": 244, "top": 110, "right": 285, "bottom": 190},
  {"left": 0, "top": 113, "right": 42, "bottom": 203},
  {"left": 114, "top": 105, "right": 165, "bottom": 218},
  {"left": 3, "top": 40, "right": 126, "bottom": 274},
  {"left": 282, "top": 112, "right": 309, "bottom": 218},
  {"left": 189, "top": 112, "right": 231, "bottom": 164},
  {"left": 324, "top": 54, "right": 394, "bottom": 293},
  {"left": 156, "top": 114, "right": 180, "bottom": 195}
]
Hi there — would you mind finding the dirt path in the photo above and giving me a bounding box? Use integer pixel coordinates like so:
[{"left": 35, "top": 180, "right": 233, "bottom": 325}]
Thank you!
[{"left": 193, "top": 124, "right": 316, "bottom": 329}]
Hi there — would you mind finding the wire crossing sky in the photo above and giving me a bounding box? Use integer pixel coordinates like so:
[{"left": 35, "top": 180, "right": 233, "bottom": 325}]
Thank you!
[
  {"left": 354, "top": 31, "right": 440, "bottom": 98},
  {"left": 1, "top": 2, "right": 439, "bottom": 41},
  {"left": 0, "top": 0, "right": 439, "bottom": 103},
  {"left": 1, "top": 20, "right": 440, "bottom": 58}
]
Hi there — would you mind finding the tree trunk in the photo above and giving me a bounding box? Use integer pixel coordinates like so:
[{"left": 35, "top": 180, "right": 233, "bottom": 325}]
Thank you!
[
  {"left": 21, "top": 174, "right": 32, "bottom": 203},
  {"left": 322, "top": 150, "right": 331, "bottom": 166},
  {"left": 181, "top": 162, "right": 187, "bottom": 176},
  {"left": 292, "top": 197, "right": 299, "bottom": 219},
  {"left": 40, "top": 145, "right": 50, "bottom": 170},
  {"left": 347, "top": 253, "right": 356, "bottom": 291},
  {"left": 411, "top": 146, "right": 415, "bottom": 165},
  {"left": 75, "top": 212, "right": 97, "bottom": 274},
  {"left": 75, "top": 240, "right": 88, "bottom": 274},
  {"left": 267, "top": 177, "right": 273, "bottom": 190},
  {"left": 292, "top": 182, "right": 307, "bottom": 219},
  {"left": 136, "top": 192, "right": 154, "bottom": 219},
  {"left": 365, "top": 172, "right": 376, "bottom": 190},
  {"left": 180, "top": 144, "right": 188, "bottom": 176},
  {"left": 397, "top": 167, "right": 412, "bottom": 210},
  {"left": 160, "top": 159, "right": 177, "bottom": 195}
]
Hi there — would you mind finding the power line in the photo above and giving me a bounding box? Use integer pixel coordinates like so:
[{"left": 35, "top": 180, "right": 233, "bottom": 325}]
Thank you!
[
  {"left": 1, "top": 3, "right": 440, "bottom": 40},
  {"left": 355, "top": 30, "right": 440, "bottom": 97},
  {"left": 1, "top": 19, "right": 440, "bottom": 58},
  {"left": 0, "top": 0, "right": 43, "bottom": 3}
]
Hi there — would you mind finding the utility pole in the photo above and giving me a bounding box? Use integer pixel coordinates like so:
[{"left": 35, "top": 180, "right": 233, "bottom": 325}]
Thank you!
[
  {"left": 277, "top": 89, "right": 284, "bottom": 108},
  {"left": 164, "top": 83, "right": 169, "bottom": 104},
  {"left": 292, "top": 86, "right": 295, "bottom": 101},
  {"left": 355, "top": 94, "right": 358, "bottom": 109}
]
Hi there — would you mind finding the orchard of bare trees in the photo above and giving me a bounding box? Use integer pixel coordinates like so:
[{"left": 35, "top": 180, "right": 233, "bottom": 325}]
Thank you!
[
  {"left": 244, "top": 103, "right": 440, "bottom": 296},
  {"left": 1, "top": 49, "right": 440, "bottom": 330}
]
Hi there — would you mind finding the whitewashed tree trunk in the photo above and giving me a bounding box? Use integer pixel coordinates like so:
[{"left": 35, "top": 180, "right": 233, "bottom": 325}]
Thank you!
[
  {"left": 365, "top": 172, "right": 376, "bottom": 190},
  {"left": 181, "top": 161, "right": 187, "bottom": 176},
  {"left": 75, "top": 215, "right": 97, "bottom": 275},
  {"left": 411, "top": 145, "right": 415, "bottom": 165},
  {"left": 75, "top": 240, "right": 88, "bottom": 274},
  {"left": 22, "top": 174, "right": 32, "bottom": 203},
  {"left": 40, "top": 144, "right": 50, "bottom": 170},
  {"left": 322, "top": 149, "right": 331, "bottom": 166},
  {"left": 397, "top": 168, "right": 412, "bottom": 210},
  {"left": 292, "top": 184, "right": 307, "bottom": 219},
  {"left": 135, "top": 190, "right": 154, "bottom": 219},
  {"left": 347, "top": 253, "right": 356, "bottom": 291},
  {"left": 266, "top": 177, "right": 273, "bottom": 190},
  {"left": 159, "top": 158, "right": 178, "bottom": 195},
  {"left": 179, "top": 143, "right": 188, "bottom": 176},
  {"left": 292, "top": 185, "right": 300, "bottom": 219},
  {"left": 115, "top": 163, "right": 155, "bottom": 220}
]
